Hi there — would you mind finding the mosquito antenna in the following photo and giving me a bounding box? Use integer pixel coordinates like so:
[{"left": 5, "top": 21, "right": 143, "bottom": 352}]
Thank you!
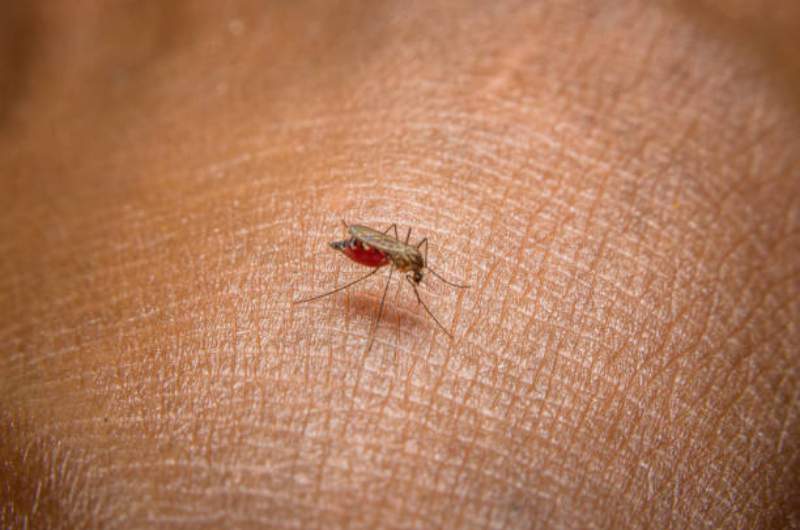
[
  {"left": 426, "top": 266, "right": 470, "bottom": 289},
  {"left": 406, "top": 276, "right": 453, "bottom": 338},
  {"left": 294, "top": 268, "right": 380, "bottom": 304}
]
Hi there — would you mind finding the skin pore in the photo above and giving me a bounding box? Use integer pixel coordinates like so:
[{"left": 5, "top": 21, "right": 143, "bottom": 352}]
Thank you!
[{"left": 1, "top": 1, "right": 799, "bottom": 528}]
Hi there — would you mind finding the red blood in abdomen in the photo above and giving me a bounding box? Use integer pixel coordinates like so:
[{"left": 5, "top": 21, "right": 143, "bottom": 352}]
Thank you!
[{"left": 343, "top": 244, "right": 390, "bottom": 268}]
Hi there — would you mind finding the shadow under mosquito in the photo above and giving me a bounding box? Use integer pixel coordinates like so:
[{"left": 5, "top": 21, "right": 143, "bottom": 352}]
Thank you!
[{"left": 340, "top": 290, "right": 434, "bottom": 340}]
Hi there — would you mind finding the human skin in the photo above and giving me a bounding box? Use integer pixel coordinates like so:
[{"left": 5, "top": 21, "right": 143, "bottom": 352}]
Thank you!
[{"left": 1, "top": 1, "right": 799, "bottom": 528}]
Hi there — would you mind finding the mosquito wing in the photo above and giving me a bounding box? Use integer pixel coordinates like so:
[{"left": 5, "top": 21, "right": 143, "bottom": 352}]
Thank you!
[{"left": 349, "top": 225, "right": 412, "bottom": 257}]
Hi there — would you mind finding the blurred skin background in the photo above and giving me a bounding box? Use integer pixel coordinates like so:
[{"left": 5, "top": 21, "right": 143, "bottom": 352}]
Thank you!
[{"left": 1, "top": 1, "right": 799, "bottom": 528}]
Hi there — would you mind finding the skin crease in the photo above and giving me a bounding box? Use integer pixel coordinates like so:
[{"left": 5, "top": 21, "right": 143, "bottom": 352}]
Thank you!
[{"left": 1, "top": 1, "right": 799, "bottom": 528}]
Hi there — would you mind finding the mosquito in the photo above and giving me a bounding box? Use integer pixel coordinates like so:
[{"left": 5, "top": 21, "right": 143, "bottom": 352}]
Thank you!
[{"left": 294, "top": 221, "right": 469, "bottom": 338}]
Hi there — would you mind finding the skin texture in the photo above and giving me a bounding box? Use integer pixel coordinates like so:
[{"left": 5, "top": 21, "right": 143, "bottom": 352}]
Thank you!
[{"left": 1, "top": 1, "right": 799, "bottom": 528}]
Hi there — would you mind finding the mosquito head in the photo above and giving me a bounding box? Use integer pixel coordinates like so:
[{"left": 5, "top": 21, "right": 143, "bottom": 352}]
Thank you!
[{"left": 412, "top": 270, "right": 423, "bottom": 284}]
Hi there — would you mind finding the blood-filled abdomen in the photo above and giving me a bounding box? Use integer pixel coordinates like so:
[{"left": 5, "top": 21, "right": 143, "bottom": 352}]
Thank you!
[
  {"left": 345, "top": 240, "right": 390, "bottom": 267},
  {"left": 330, "top": 238, "right": 390, "bottom": 268}
]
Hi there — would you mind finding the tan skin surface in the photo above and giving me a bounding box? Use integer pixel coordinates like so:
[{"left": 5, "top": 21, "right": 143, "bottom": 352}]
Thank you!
[{"left": 1, "top": 1, "right": 799, "bottom": 528}]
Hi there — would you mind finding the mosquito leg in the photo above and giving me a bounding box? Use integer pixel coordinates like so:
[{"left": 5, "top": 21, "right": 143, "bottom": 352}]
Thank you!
[
  {"left": 374, "top": 266, "right": 394, "bottom": 333},
  {"left": 393, "top": 275, "right": 404, "bottom": 302},
  {"left": 294, "top": 268, "right": 380, "bottom": 303},
  {"left": 383, "top": 223, "right": 399, "bottom": 241},
  {"left": 363, "top": 266, "right": 395, "bottom": 355},
  {"left": 406, "top": 275, "right": 453, "bottom": 338},
  {"left": 416, "top": 237, "right": 428, "bottom": 265},
  {"left": 404, "top": 227, "right": 412, "bottom": 244}
]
